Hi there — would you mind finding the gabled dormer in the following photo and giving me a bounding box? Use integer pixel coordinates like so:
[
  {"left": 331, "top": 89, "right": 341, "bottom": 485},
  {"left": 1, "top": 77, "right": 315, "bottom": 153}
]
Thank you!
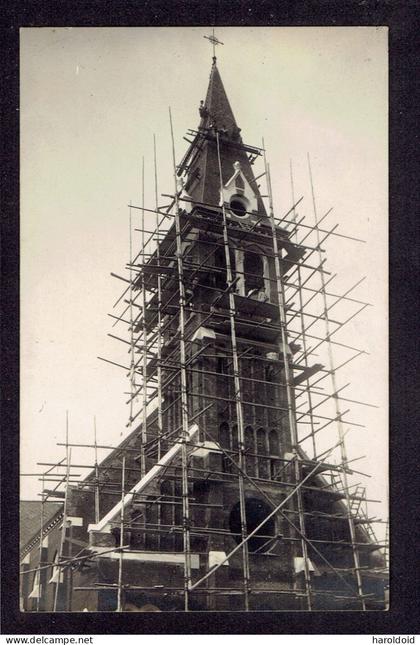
[{"left": 220, "top": 160, "right": 258, "bottom": 221}]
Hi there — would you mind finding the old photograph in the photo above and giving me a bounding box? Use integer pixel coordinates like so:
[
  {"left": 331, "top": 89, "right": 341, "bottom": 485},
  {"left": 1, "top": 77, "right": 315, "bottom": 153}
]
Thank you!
[{"left": 20, "top": 26, "right": 388, "bottom": 612}]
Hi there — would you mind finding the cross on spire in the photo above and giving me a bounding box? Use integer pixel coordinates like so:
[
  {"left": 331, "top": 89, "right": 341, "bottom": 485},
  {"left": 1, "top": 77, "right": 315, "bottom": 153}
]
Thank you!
[{"left": 203, "top": 28, "right": 224, "bottom": 63}]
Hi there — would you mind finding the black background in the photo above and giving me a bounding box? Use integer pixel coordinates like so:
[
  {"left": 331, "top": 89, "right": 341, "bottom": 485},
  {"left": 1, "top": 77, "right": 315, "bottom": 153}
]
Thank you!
[{"left": 1, "top": 0, "right": 419, "bottom": 636}]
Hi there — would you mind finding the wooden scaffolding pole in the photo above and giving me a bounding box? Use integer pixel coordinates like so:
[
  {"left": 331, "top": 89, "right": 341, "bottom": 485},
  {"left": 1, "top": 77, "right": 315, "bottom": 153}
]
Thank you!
[
  {"left": 169, "top": 107, "right": 192, "bottom": 612},
  {"left": 153, "top": 134, "right": 164, "bottom": 462},
  {"left": 290, "top": 159, "right": 317, "bottom": 460},
  {"left": 263, "top": 144, "right": 313, "bottom": 610},
  {"left": 307, "top": 152, "right": 366, "bottom": 610},
  {"left": 128, "top": 202, "right": 136, "bottom": 432},
  {"left": 215, "top": 130, "right": 251, "bottom": 610},
  {"left": 116, "top": 455, "right": 126, "bottom": 612}
]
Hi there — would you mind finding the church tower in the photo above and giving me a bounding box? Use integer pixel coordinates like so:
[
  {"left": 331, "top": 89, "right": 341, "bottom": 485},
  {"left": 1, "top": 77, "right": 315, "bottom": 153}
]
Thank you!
[{"left": 144, "top": 57, "right": 310, "bottom": 610}]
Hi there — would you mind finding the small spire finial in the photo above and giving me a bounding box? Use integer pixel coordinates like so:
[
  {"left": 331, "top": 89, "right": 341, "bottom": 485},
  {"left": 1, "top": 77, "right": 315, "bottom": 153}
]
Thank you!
[{"left": 204, "top": 28, "right": 224, "bottom": 63}]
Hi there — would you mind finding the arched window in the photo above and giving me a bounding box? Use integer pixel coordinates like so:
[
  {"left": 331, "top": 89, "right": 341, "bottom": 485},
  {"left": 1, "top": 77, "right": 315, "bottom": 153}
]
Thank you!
[
  {"left": 229, "top": 498, "right": 275, "bottom": 553},
  {"left": 219, "top": 422, "right": 231, "bottom": 473},
  {"left": 231, "top": 423, "right": 239, "bottom": 455},
  {"left": 244, "top": 425, "right": 256, "bottom": 477},
  {"left": 214, "top": 245, "right": 236, "bottom": 291},
  {"left": 257, "top": 428, "right": 269, "bottom": 479},
  {"left": 48, "top": 550, "right": 62, "bottom": 587},
  {"left": 269, "top": 430, "right": 279, "bottom": 456},
  {"left": 244, "top": 249, "right": 264, "bottom": 296}
]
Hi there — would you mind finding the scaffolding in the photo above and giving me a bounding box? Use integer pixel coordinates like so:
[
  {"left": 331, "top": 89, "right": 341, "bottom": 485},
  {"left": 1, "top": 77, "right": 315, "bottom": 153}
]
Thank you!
[{"left": 20, "top": 96, "right": 388, "bottom": 613}]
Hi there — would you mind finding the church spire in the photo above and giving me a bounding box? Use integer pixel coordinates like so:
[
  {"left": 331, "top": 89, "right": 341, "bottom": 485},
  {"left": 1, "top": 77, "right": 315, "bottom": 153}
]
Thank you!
[
  {"left": 200, "top": 62, "right": 238, "bottom": 134},
  {"left": 186, "top": 59, "right": 267, "bottom": 218}
]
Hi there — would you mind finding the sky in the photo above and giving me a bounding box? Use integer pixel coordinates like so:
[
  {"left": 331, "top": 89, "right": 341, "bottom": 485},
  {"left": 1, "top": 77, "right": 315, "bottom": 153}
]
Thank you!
[{"left": 20, "top": 27, "right": 388, "bottom": 536}]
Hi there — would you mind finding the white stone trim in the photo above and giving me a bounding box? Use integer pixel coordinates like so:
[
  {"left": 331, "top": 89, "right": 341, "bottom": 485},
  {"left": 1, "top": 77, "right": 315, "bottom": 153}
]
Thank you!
[
  {"left": 209, "top": 551, "right": 229, "bottom": 568},
  {"left": 88, "top": 424, "right": 199, "bottom": 534},
  {"left": 92, "top": 548, "right": 200, "bottom": 569},
  {"left": 191, "top": 326, "right": 216, "bottom": 341},
  {"left": 191, "top": 441, "right": 221, "bottom": 458},
  {"left": 294, "top": 556, "right": 315, "bottom": 574}
]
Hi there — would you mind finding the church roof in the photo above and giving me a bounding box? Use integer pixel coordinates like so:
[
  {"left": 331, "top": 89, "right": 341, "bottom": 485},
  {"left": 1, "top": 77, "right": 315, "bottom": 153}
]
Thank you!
[{"left": 20, "top": 500, "right": 63, "bottom": 552}]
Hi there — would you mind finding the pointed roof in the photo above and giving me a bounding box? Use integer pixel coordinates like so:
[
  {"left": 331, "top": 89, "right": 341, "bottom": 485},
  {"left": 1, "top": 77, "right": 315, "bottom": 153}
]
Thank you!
[
  {"left": 186, "top": 60, "right": 267, "bottom": 218},
  {"left": 202, "top": 61, "right": 238, "bottom": 133}
]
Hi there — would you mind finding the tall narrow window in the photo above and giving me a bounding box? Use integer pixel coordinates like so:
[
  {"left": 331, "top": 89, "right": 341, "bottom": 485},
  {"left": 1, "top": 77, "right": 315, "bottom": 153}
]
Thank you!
[
  {"left": 214, "top": 245, "right": 226, "bottom": 290},
  {"left": 269, "top": 430, "right": 279, "bottom": 455},
  {"left": 244, "top": 250, "right": 264, "bottom": 296},
  {"left": 231, "top": 423, "right": 239, "bottom": 456},
  {"left": 214, "top": 245, "right": 236, "bottom": 291},
  {"left": 48, "top": 550, "right": 61, "bottom": 587},
  {"left": 244, "top": 426, "right": 256, "bottom": 477},
  {"left": 217, "top": 355, "right": 228, "bottom": 374},
  {"left": 257, "top": 428, "right": 269, "bottom": 479},
  {"left": 219, "top": 422, "right": 231, "bottom": 473}
]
